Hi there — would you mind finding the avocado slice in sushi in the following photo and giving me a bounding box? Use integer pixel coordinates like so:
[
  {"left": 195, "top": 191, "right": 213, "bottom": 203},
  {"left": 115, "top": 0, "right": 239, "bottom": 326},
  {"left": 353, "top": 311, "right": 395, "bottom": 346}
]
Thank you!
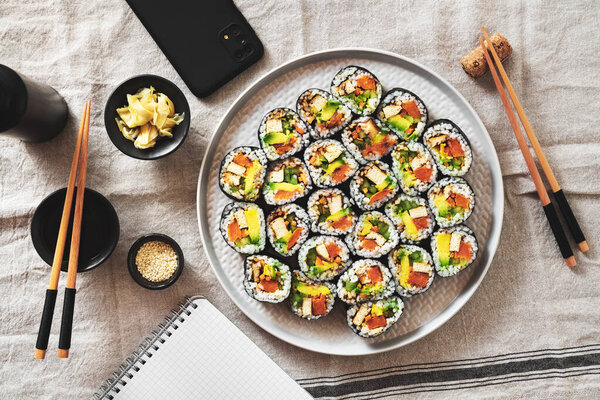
[
  {"left": 258, "top": 108, "right": 309, "bottom": 161},
  {"left": 266, "top": 204, "right": 310, "bottom": 256},
  {"left": 376, "top": 88, "right": 428, "bottom": 141},
  {"left": 427, "top": 177, "right": 475, "bottom": 228},
  {"left": 346, "top": 296, "right": 404, "bottom": 337},
  {"left": 423, "top": 119, "right": 473, "bottom": 176},
  {"left": 385, "top": 194, "right": 435, "bottom": 243},
  {"left": 390, "top": 141, "right": 437, "bottom": 196},
  {"left": 219, "top": 147, "right": 267, "bottom": 202},
  {"left": 337, "top": 259, "right": 395, "bottom": 304},
  {"left": 298, "top": 236, "right": 350, "bottom": 281},
  {"left": 289, "top": 271, "right": 336, "bottom": 320},
  {"left": 263, "top": 157, "right": 312, "bottom": 205},
  {"left": 349, "top": 161, "right": 399, "bottom": 211},
  {"left": 243, "top": 255, "right": 291, "bottom": 303},
  {"left": 304, "top": 139, "right": 358, "bottom": 187},
  {"left": 431, "top": 225, "right": 479, "bottom": 277},
  {"left": 346, "top": 211, "right": 399, "bottom": 258},
  {"left": 388, "top": 245, "right": 434, "bottom": 297},
  {"left": 331, "top": 66, "right": 383, "bottom": 116},
  {"left": 220, "top": 202, "right": 265, "bottom": 254}
]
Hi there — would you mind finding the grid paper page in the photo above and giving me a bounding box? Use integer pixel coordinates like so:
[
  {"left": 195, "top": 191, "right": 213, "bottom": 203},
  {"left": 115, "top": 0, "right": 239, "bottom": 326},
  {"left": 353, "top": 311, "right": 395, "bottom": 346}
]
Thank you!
[{"left": 114, "top": 298, "right": 312, "bottom": 400}]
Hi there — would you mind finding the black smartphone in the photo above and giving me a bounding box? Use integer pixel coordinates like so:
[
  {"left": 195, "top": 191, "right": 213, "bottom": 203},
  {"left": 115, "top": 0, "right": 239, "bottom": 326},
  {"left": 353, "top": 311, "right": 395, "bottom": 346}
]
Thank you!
[{"left": 125, "top": 0, "right": 264, "bottom": 97}]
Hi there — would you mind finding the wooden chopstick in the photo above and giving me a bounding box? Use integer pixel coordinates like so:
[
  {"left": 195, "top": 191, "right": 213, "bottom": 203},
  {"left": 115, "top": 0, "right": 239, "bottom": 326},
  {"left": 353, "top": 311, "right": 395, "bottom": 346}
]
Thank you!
[
  {"left": 481, "top": 26, "right": 588, "bottom": 253},
  {"left": 478, "top": 36, "right": 575, "bottom": 268},
  {"left": 35, "top": 101, "right": 90, "bottom": 360},
  {"left": 58, "top": 100, "right": 91, "bottom": 358}
]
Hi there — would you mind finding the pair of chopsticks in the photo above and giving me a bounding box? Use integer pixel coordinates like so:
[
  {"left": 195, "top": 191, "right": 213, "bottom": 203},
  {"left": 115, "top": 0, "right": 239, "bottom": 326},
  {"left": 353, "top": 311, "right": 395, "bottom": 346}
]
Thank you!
[
  {"left": 35, "top": 100, "right": 91, "bottom": 359},
  {"left": 479, "top": 26, "right": 588, "bottom": 267}
]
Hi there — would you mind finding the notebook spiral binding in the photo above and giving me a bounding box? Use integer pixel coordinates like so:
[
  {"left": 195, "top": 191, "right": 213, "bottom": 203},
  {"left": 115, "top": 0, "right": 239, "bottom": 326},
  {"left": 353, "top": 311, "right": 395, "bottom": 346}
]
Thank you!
[{"left": 91, "top": 295, "right": 204, "bottom": 400}]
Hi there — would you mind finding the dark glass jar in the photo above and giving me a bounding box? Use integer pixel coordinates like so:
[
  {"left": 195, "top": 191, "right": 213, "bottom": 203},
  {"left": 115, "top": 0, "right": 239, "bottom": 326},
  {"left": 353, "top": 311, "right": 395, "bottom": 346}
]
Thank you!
[{"left": 0, "top": 64, "right": 68, "bottom": 142}]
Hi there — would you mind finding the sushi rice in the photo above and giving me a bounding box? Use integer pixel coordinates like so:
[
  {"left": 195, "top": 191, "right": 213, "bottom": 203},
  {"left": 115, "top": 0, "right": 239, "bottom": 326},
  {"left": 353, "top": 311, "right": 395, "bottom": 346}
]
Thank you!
[
  {"left": 298, "top": 235, "right": 351, "bottom": 281},
  {"left": 337, "top": 259, "right": 395, "bottom": 304},
  {"left": 258, "top": 108, "right": 310, "bottom": 161},
  {"left": 428, "top": 177, "right": 475, "bottom": 228},
  {"left": 243, "top": 255, "right": 291, "bottom": 303},
  {"left": 219, "top": 202, "right": 266, "bottom": 254},
  {"left": 304, "top": 139, "right": 358, "bottom": 187},
  {"left": 345, "top": 211, "right": 399, "bottom": 258},
  {"left": 431, "top": 225, "right": 478, "bottom": 277},
  {"left": 385, "top": 194, "right": 435, "bottom": 243},
  {"left": 341, "top": 116, "right": 398, "bottom": 164},
  {"left": 349, "top": 161, "right": 398, "bottom": 210},
  {"left": 376, "top": 88, "right": 428, "bottom": 141},
  {"left": 263, "top": 157, "right": 312, "bottom": 205},
  {"left": 330, "top": 66, "right": 383, "bottom": 116},
  {"left": 219, "top": 146, "right": 267, "bottom": 202},
  {"left": 296, "top": 88, "right": 352, "bottom": 139},
  {"left": 390, "top": 141, "right": 437, "bottom": 196},
  {"left": 266, "top": 204, "right": 311, "bottom": 256},
  {"left": 423, "top": 119, "right": 472, "bottom": 176},
  {"left": 307, "top": 188, "right": 357, "bottom": 235},
  {"left": 388, "top": 245, "right": 434, "bottom": 297},
  {"left": 346, "top": 296, "right": 404, "bottom": 337},
  {"left": 289, "top": 270, "right": 336, "bottom": 320}
]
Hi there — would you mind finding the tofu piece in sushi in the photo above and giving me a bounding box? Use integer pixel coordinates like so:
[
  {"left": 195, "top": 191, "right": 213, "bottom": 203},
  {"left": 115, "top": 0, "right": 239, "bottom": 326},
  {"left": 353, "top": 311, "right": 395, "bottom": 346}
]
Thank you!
[
  {"left": 428, "top": 177, "right": 475, "bottom": 228},
  {"left": 376, "top": 88, "right": 428, "bottom": 141},
  {"left": 298, "top": 236, "right": 351, "bottom": 281},
  {"left": 431, "top": 225, "right": 478, "bottom": 277},
  {"left": 345, "top": 211, "right": 399, "bottom": 258},
  {"left": 220, "top": 202, "right": 266, "bottom": 254},
  {"left": 258, "top": 108, "right": 310, "bottom": 161},
  {"left": 385, "top": 194, "right": 435, "bottom": 243},
  {"left": 349, "top": 161, "right": 398, "bottom": 210},
  {"left": 289, "top": 271, "right": 336, "bottom": 320},
  {"left": 304, "top": 139, "right": 358, "bottom": 187},
  {"left": 307, "top": 188, "right": 356, "bottom": 235},
  {"left": 262, "top": 157, "right": 312, "bottom": 205},
  {"left": 266, "top": 204, "right": 310, "bottom": 257},
  {"left": 219, "top": 146, "right": 267, "bottom": 202},
  {"left": 388, "top": 245, "right": 434, "bottom": 297},
  {"left": 337, "top": 259, "right": 395, "bottom": 304},
  {"left": 296, "top": 88, "right": 352, "bottom": 139},
  {"left": 423, "top": 119, "right": 473, "bottom": 176},
  {"left": 330, "top": 66, "right": 383, "bottom": 116},
  {"left": 346, "top": 296, "right": 404, "bottom": 338},
  {"left": 243, "top": 255, "right": 291, "bottom": 303},
  {"left": 341, "top": 116, "right": 398, "bottom": 164},
  {"left": 390, "top": 141, "right": 437, "bottom": 195}
]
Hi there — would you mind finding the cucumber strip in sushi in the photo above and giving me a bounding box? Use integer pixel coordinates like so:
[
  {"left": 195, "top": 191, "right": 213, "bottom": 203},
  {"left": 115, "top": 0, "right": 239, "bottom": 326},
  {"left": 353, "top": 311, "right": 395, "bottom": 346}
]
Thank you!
[
  {"left": 337, "top": 259, "right": 395, "bottom": 304},
  {"left": 266, "top": 204, "right": 310, "bottom": 257},
  {"left": 428, "top": 177, "right": 475, "bottom": 228},
  {"left": 307, "top": 188, "right": 357, "bottom": 235},
  {"left": 330, "top": 66, "right": 383, "bottom": 116},
  {"left": 289, "top": 271, "right": 336, "bottom": 320},
  {"left": 390, "top": 141, "right": 437, "bottom": 195},
  {"left": 431, "top": 225, "right": 478, "bottom": 277},
  {"left": 385, "top": 194, "right": 435, "bottom": 243},
  {"left": 423, "top": 119, "right": 473, "bottom": 176},
  {"left": 219, "top": 146, "right": 267, "bottom": 202},
  {"left": 376, "top": 88, "right": 428, "bottom": 141},
  {"left": 346, "top": 296, "right": 404, "bottom": 338},
  {"left": 388, "top": 245, "right": 434, "bottom": 297},
  {"left": 341, "top": 116, "right": 398, "bottom": 164},
  {"left": 304, "top": 139, "right": 358, "bottom": 187},
  {"left": 220, "top": 202, "right": 266, "bottom": 254},
  {"left": 298, "top": 236, "right": 351, "bottom": 281},
  {"left": 258, "top": 108, "right": 310, "bottom": 161},
  {"left": 296, "top": 88, "right": 352, "bottom": 139},
  {"left": 345, "top": 211, "right": 399, "bottom": 258},
  {"left": 243, "top": 255, "right": 291, "bottom": 303},
  {"left": 350, "top": 161, "right": 398, "bottom": 211},
  {"left": 263, "top": 157, "right": 312, "bottom": 205}
]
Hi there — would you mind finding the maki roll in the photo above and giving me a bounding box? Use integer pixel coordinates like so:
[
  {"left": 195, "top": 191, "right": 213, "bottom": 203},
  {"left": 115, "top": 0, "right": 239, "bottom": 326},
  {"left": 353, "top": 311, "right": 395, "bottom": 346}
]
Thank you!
[
  {"left": 298, "top": 236, "right": 351, "bottom": 281},
  {"left": 390, "top": 141, "right": 437, "bottom": 196},
  {"left": 388, "top": 245, "right": 434, "bottom": 297},
  {"left": 428, "top": 177, "right": 475, "bottom": 228},
  {"left": 345, "top": 211, "right": 399, "bottom": 258},
  {"left": 337, "top": 259, "right": 395, "bottom": 304},
  {"left": 431, "top": 225, "right": 478, "bottom": 277},
  {"left": 307, "top": 188, "right": 356, "bottom": 235},
  {"left": 376, "top": 88, "right": 427, "bottom": 141},
  {"left": 258, "top": 108, "right": 309, "bottom": 161},
  {"left": 266, "top": 204, "right": 310, "bottom": 257},
  {"left": 220, "top": 202, "right": 265, "bottom": 254},
  {"left": 346, "top": 296, "right": 404, "bottom": 338},
  {"left": 263, "top": 157, "right": 312, "bottom": 205},
  {"left": 341, "top": 117, "right": 398, "bottom": 164},
  {"left": 304, "top": 139, "right": 358, "bottom": 187},
  {"left": 330, "top": 66, "right": 383, "bottom": 116},
  {"left": 350, "top": 161, "right": 398, "bottom": 210},
  {"left": 423, "top": 119, "right": 472, "bottom": 176},
  {"left": 296, "top": 88, "right": 352, "bottom": 139},
  {"left": 289, "top": 270, "right": 336, "bottom": 320},
  {"left": 219, "top": 146, "right": 267, "bottom": 202},
  {"left": 385, "top": 194, "right": 435, "bottom": 243},
  {"left": 243, "top": 255, "right": 291, "bottom": 303}
]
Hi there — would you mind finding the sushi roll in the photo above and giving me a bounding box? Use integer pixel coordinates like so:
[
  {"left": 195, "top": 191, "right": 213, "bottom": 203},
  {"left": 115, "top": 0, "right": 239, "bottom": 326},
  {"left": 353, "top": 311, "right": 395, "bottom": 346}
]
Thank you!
[
  {"left": 330, "top": 66, "right": 383, "bottom": 116},
  {"left": 337, "top": 259, "right": 395, "bottom": 304},
  {"left": 341, "top": 116, "right": 398, "bottom": 164},
  {"left": 219, "top": 146, "right": 267, "bottom": 202},
  {"left": 298, "top": 236, "right": 351, "bottom": 281},
  {"left": 243, "top": 255, "right": 291, "bottom": 303},
  {"left": 266, "top": 204, "right": 310, "bottom": 257},
  {"left": 220, "top": 202, "right": 265, "bottom": 254},
  {"left": 346, "top": 296, "right": 404, "bottom": 338},
  {"left": 388, "top": 245, "right": 434, "bottom": 297},
  {"left": 385, "top": 194, "right": 435, "bottom": 243},
  {"left": 258, "top": 108, "right": 310, "bottom": 161},
  {"left": 376, "top": 88, "right": 428, "bottom": 141},
  {"left": 296, "top": 88, "right": 352, "bottom": 139},
  {"left": 345, "top": 211, "right": 399, "bottom": 258},
  {"left": 428, "top": 177, "right": 475, "bottom": 228},
  {"left": 307, "top": 188, "right": 356, "bottom": 235},
  {"left": 390, "top": 141, "right": 437, "bottom": 196},
  {"left": 263, "top": 157, "right": 312, "bottom": 205},
  {"left": 349, "top": 161, "right": 398, "bottom": 210},
  {"left": 304, "top": 139, "right": 358, "bottom": 187},
  {"left": 423, "top": 119, "right": 473, "bottom": 176},
  {"left": 431, "top": 225, "right": 478, "bottom": 277},
  {"left": 289, "top": 270, "right": 336, "bottom": 320}
]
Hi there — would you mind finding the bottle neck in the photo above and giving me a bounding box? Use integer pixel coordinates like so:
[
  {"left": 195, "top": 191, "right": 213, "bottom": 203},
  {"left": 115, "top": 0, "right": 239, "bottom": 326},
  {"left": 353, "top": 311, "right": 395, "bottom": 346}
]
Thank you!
[{"left": 0, "top": 65, "right": 28, "bottom": 132}]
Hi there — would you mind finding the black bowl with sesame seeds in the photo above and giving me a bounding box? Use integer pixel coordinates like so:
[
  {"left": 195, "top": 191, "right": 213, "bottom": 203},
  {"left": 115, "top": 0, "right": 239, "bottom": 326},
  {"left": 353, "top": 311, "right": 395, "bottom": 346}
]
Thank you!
[{"left": 127, "top": 233, "right": 184, "bottom": 290}]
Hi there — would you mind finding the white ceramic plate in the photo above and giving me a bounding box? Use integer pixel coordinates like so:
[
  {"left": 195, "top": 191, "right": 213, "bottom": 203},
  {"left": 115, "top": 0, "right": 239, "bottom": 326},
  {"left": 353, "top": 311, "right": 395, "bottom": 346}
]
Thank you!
[{"left": 197, "top": 48, "right": 503, "bottom": 355}]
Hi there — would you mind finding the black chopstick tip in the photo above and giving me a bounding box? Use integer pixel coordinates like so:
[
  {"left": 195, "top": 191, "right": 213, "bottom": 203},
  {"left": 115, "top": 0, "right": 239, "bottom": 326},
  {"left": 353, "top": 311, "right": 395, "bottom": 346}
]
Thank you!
[
  {"left": 578, "top": 241, "right": 589, "bottom": 253},
  {"left": 565, "top": 256, "right": 576, "bottom": 268}
]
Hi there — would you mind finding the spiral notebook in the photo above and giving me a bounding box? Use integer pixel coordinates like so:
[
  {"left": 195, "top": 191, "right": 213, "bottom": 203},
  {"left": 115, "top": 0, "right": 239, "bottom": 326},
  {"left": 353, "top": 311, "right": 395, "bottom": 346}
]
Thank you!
[{"left": 92, "top": 296, "right": 312, "bottom": 400}]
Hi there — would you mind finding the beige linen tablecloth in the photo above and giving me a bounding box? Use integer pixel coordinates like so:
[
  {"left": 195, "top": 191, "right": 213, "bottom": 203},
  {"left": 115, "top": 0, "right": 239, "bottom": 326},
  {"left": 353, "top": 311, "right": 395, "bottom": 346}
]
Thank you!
[{"left": 1, "top": 1, "right": 599, "bottom": 399}]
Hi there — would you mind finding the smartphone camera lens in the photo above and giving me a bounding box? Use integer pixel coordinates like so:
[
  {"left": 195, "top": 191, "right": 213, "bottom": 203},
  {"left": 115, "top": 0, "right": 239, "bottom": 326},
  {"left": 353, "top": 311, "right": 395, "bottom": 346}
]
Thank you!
[
  {"left": 234, "top": 50, "right": 243, "bottom": 60},
  {"left": 232, "top": 27, "right": 241, "bottom": 36},
  {"left": 242, "top": 45, "right": 254, "bottom": 56},
  {"left": 238, "top": 35, "right": 247, "bottom": 45}
]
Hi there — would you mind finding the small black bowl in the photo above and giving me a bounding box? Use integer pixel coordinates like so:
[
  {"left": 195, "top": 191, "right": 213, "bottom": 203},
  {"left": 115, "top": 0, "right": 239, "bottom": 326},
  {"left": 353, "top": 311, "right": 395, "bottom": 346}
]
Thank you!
[
  {"left": 127, "top": 233, "right": 184, "bottom": 290},
  {"left": 104, "top": 74, "right": 191, "bottom": 160},
  {"left": 31, "top": 187, "right": 120, "bottom": 272}
]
